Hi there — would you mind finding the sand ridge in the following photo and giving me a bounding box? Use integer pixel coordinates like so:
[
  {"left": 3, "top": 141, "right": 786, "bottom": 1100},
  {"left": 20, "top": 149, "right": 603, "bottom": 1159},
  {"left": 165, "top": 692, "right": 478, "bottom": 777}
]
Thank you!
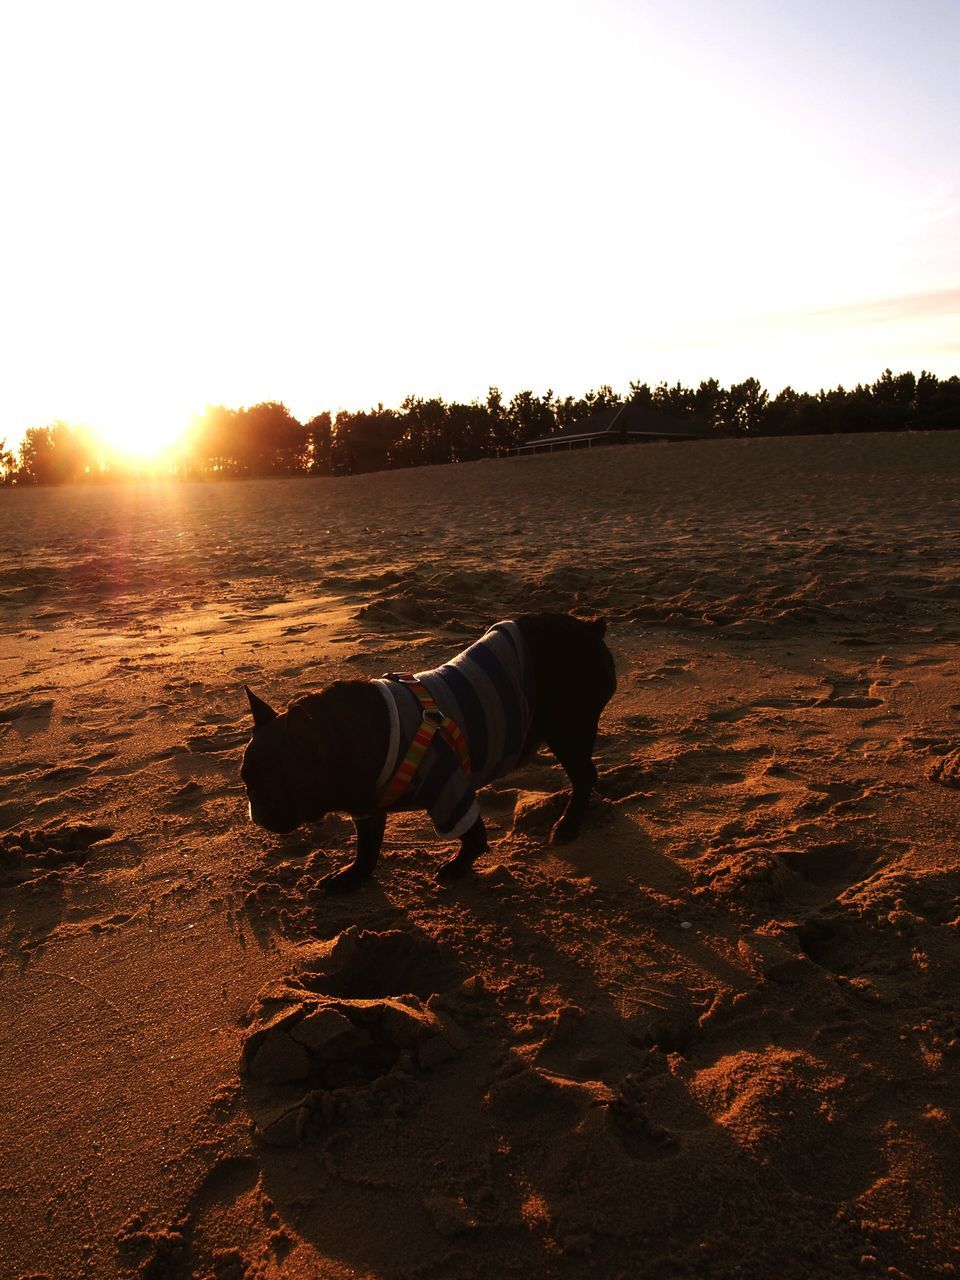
[{"left": 2, "top": 432, "right": 960, "bottom": 1278}]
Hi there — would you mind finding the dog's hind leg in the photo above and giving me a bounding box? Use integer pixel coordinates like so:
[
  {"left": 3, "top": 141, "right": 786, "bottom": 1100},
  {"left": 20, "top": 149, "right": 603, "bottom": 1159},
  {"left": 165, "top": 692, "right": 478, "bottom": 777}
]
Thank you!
[
  {"left": 323, "top": 811, "right": 386, "bottom": 893},
  {"left": 515, "top": 612, "right": 615, "bottom": 844},
  {"left": 544, "top": 720, "right": 600, "bottom": 845}
]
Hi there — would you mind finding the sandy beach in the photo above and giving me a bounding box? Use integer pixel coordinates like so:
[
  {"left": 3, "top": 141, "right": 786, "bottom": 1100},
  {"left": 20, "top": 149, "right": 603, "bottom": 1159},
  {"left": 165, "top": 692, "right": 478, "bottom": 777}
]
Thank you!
[{"left": 2, "top": 430, "right": 960, "bottom": 1279}]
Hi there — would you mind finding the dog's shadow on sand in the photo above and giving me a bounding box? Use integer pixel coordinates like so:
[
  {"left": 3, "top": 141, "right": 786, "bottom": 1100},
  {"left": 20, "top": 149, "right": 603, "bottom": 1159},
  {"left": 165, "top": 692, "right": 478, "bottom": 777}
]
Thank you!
[
  {"left": 124, "top": 770, "right": 960, "bottom": 1278},
  {"left": 193, "top": 913, "right": 885, "bottom": 1279},
  {"left": 173, "top": 807, "right": 882, "bottom": 1279}
]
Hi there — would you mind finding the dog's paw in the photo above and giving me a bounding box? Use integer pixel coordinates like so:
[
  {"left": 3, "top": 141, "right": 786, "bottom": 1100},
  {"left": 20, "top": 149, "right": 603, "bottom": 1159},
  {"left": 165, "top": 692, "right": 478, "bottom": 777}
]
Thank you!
[
  {"left": 549, "top": 817, "right": 581, "bottom": 846},
  {"left": 437, "top": 853, "right": 480, "bottom": 882},
  {"left": 321, "top": 866, "right": 369, "bottom": 894}
]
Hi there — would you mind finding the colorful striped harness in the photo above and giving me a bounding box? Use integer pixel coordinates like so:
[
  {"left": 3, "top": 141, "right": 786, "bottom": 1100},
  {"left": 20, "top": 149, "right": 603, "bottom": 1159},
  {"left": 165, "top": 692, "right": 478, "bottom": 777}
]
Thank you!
[{"left": 378, "top": 674, "right": 472, "bottom": 809}]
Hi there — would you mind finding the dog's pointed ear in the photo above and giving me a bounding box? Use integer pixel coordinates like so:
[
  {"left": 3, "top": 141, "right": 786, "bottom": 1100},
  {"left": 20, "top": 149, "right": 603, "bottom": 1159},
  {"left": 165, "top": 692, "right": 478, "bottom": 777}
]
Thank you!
[
  {"left": 245, "top": 685, "right": 278, "bottom": 728},
  {"left": 288, "top": 701, "right": 315, "bottom": 731}
]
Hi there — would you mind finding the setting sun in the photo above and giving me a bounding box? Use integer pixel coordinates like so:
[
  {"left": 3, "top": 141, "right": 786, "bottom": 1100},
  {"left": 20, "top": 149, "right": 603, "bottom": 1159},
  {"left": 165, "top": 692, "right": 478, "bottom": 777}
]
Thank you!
[{"left": 92, "top": 415, "right": 189, "bottom": 463}]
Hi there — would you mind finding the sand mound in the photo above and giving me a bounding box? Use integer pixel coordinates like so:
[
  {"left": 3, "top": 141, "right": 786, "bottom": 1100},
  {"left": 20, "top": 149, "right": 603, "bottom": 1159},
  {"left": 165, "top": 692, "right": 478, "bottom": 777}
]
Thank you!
[
  {"left": 291, "top": 924, "right": 467, "bottom": 998},
  {"left": 929, "top": 745, "right": 960, "bottom": 787},
  {"left": 241, "top": 992, "right": 461, "bottom": 1146},
  {"left": 241, "top": 928, "right": 474, "bottom": 1145}
]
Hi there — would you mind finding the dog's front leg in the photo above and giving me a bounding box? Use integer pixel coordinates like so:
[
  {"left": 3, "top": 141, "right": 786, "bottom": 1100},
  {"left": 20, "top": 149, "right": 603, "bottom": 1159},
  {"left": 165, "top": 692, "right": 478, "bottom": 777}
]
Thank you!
[
  {"left": 437, "top": 815, "right": 488, "bottom": 881},
  {"left": 323, "top": 811, "right": 386, "bottom": 893}
]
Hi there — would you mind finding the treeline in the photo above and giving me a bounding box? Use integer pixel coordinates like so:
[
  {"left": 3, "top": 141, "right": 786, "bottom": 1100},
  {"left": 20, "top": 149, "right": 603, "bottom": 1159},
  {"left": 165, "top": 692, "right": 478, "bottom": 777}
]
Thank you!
[{"left": 3, "top": 368, "right": 960, "bottom": 484}]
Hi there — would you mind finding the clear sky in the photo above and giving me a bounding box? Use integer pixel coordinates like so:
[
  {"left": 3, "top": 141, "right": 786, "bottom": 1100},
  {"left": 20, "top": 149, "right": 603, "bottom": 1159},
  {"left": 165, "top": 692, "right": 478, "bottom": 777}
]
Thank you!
[{"left": 1, "top": 0, "right": 958, "bottom": 452}]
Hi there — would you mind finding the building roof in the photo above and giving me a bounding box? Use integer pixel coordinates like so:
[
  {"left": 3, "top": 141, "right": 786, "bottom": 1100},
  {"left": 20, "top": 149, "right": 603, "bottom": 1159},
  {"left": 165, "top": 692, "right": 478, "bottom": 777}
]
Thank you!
[{"left": 518, "top": 399, "right": 709, "bottom": 449}]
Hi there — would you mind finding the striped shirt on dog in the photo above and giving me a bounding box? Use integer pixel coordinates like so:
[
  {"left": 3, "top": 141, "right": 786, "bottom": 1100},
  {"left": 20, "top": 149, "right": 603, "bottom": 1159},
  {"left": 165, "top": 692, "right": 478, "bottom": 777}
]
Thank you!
[{"left": 374, "top": 621, "right": 534, "bottom": 838}]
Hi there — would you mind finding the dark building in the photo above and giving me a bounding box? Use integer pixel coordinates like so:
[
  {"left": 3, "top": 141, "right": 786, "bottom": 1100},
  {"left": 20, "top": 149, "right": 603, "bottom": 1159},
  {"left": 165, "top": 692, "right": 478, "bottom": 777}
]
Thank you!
[{"left": 514, "top": 399, "right": 708, "bottom": 453}]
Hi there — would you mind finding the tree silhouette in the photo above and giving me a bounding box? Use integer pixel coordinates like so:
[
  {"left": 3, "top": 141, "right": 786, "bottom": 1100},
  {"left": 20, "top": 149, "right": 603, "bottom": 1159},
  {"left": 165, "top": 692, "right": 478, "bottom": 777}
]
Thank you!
[
  {"left": 4, "top": 369, "right": 959, "bottom": 485},
  {"left": 502, "top": 390, "right": 554, "bottom": 449},
  {"left": 397, "top": 397, "right": 451, "bottom": 467},
  {"left": 722, "top": 378, "right": 769, "bottom": 435},
  {"left": 183, "top": 405, "right": 241, "bottom": 475},
  {"left": 692, "top": 379, "right": 724, "bottom": 431},
  {"left": 0, "top": 438, "right": 15, "bottom": 483},
  {"left": 331, "top": 405, "right": 403, "bottom": 474},
  {"left": 16, "top": 423, "right": 92, "bottom": 484},
  {"left": 920, "top": 374, "right": 960, "bottom": 430},
  {"left": 237, "top": 402, "right": 308, "bottom": 475},
  {"left": 305, "top": 412, "right": 333, "bottom": 474}
]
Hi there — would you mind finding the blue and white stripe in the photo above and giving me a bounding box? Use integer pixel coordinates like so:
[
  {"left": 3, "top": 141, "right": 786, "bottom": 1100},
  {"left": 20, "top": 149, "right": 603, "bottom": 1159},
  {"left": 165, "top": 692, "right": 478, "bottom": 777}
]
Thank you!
[{"left": 374, "top": 621, "right": 534, "bottom": 837}]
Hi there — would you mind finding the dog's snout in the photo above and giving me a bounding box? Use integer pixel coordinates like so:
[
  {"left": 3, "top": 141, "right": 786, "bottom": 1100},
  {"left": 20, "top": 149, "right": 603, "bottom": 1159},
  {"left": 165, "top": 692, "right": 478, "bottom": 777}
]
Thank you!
[{"left": 247, "top": 793, "right": 299, "bottom": 835}]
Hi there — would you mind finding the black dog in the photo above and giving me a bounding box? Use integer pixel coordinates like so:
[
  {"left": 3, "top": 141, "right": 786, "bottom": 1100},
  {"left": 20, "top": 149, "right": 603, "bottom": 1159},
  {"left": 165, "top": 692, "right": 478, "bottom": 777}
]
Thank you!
[{"left": 241, "top": 612, "right": 616, "bottom": 891}]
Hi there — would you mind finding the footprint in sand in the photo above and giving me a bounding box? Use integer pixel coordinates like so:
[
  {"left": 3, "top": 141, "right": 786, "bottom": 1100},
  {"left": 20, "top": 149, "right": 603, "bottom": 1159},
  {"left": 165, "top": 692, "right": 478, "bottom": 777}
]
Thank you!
[
  {"left": 796, "top": 779, "right": 882, "bottom": 817},
  {"left": 0, "top": 698, "right": 55, "bottom": 724},
  {"left": 77, "top": 748, "right": 121, "bottom": 766},
  {"left": 796, "top": 864, "right": 952, "bottom": 978},
  {"left": 36, "top": 764, "right": 92, "bottom": 792},
  {"left": 187, "top": 725, "right": 248, "bottom": 754},
  {"left": 167, "top": 780, "right": 204, "bottom": 809},
  {"left": 0, "top": 823, "right": 115, "bottom": 889},
  {"left": 598, "top": 762, "right": 658, "bottom": 801},
  {"left": 740, "top": 790, "right": 784, "bottom": 811},
  {"left": 778, "top": 839, "right": 882, "bottom": 894},
  {"left": 752, "top": 695, "right": 819, "bottom": 711},
  {"left": 647, "top": 658, "right": 697, "bottom": 683},
  {"left": 622, "top": 713, "right": 659, "bottom": 731},
  {"left": 710, "top": 769, "right": 749, "bottom": 785},
  {"left": 707, "top": 692, "right": 821, "bottom": 724},
  {"left": 816, "top": 677, "right": 884, "bottom": 708},
  {"left": 662, "top": 744, "right": 774, "bottom": 784}
]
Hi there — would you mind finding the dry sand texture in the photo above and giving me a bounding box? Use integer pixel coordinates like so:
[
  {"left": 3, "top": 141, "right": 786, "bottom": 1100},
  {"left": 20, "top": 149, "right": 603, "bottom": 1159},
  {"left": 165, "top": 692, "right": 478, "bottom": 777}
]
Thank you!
[{"left": 2, "top": 431, "right": 960, "bottom": 1279}]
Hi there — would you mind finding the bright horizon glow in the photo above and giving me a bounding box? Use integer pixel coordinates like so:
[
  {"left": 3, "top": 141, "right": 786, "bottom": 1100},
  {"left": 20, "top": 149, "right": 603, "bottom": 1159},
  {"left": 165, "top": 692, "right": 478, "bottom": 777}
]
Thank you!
[
  {"left": 92, "top": 414, "right": 191, "bottom": 462},
  {"left": 2, "top": 0, "right": 958, "bottom": 455}
]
